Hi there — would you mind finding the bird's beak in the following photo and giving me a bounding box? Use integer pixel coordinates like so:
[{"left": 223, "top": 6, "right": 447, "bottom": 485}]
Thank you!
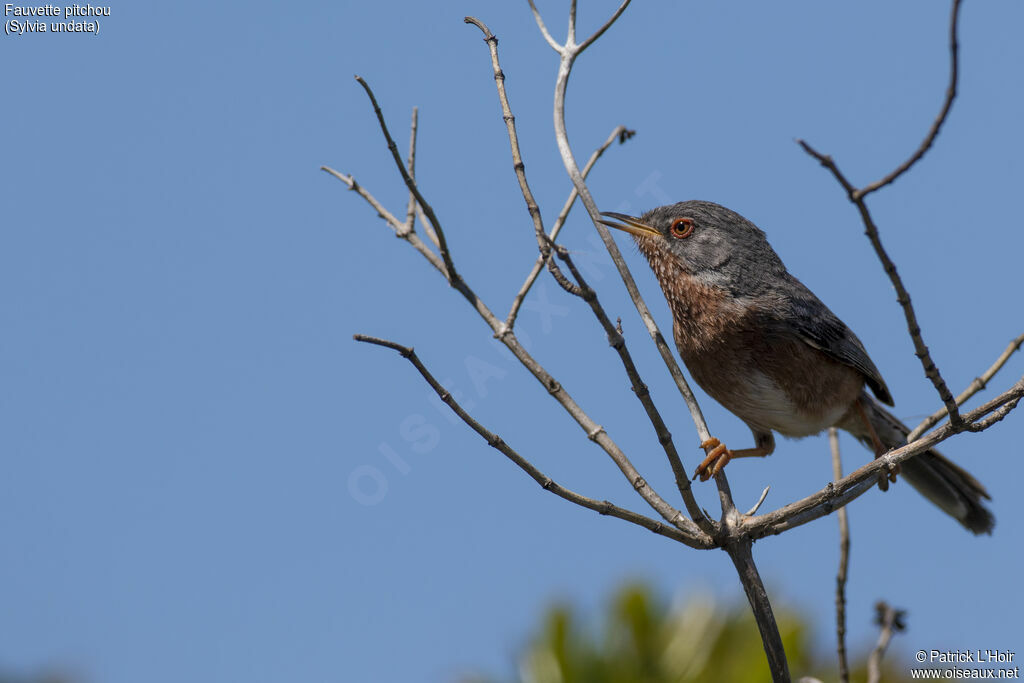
[{"left": 597, "top": 211, "right": 660, "bottom": 238}]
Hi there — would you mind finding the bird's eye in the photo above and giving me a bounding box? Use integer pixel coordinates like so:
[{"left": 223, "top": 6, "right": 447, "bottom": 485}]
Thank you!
[{"left": 669, "top": 217, "right": 694, "bottom": 239}]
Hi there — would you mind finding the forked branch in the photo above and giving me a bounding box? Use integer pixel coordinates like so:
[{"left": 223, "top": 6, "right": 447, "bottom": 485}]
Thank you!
[
  {"left": 354, "top": 334, "right": 705, "bottom": 547},
  {"left": 796, "top": 0, "right": 965, "bottom": 429}
]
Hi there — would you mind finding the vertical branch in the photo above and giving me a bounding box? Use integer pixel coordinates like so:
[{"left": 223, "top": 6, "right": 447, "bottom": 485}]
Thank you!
[
  {"left": 402, "top": 107, "right": 418, "bottom": 234},
  {"left": 726, "top": 540, "right": 791, "bottom": 683},
  {"left": 543, "top": 2, "right": 718, "bottom": 463},
  {"left": 830, "top": 428, "right": 850, "bottom": 683}
]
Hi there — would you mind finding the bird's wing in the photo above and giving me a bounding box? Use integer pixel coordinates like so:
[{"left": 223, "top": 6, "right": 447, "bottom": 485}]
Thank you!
[{"left": 785, "top": 283, "right": 894, "bottom": 406}]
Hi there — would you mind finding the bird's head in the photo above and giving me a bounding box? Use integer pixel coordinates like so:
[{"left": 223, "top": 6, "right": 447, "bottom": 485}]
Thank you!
[{"left": 598, "top": 200, "right": 787, "bottom": 296}]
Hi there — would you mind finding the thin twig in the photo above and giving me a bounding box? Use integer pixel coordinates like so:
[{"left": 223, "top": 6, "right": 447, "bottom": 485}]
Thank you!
[
  {"left": 321, "top": 167, "right": 404, "bottom": 230},
  {"left": 798, "top": 139, "right": 962, "bottom": 428},
  {"left": 745, "top": 376, "right": 1024, "bottom": 539},
  {"left": 795, "top": 0, "right": 966, "bottom": 429},
  {"left": 908, "top": 333, "right": 1024, "bottom": 441},
  {"left": 553, "top": 244, "right": 714, "bottom": 533},
  {"left": 867, "top": 602, "right": 906, "bottom": 683},
  {"left": 464, "top": 17, "right": 550, "bottom": 292},
  {"left": 355, "top": 75, "right": 459, "bottom": 285},
  {"left": 402, "top": 107, "right": 418, "bottom": 235},
  {"left": 526, "top": 0, "right": 560, "bottom": 52},
  {"left": 744, "top": 487, "right": 771, "bottom": 516},
  {"left": 354, "top": 334, "right": 698, "bottom": 546},
  {"left": 328, "top": 134, "right": 708, "bottom": 547},
  {"left": 415, "top": 203, "right": 438, "bottom": 248},
  {"left": 857, "top": 0, "right": 962, "bottom": 199},
  {"left": 505, "top": 125, "right": 631, "bottom": 331},
  {"left": 540, "top": 0, "right": 719, "bottom": 473},
  {"left": 461, "top": 16, "right": 712, "bottom": 532},
  {"left": 576, "top": 0, "right": 632, "bottom": 53},
  {"left": 321, "top": 165, "right": 446, "bottom": 274},
  {"left": 830, "top": 428, "right": 850, "bottom": 683}
]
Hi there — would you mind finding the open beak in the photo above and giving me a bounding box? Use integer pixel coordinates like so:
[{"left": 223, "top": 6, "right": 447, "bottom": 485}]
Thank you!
[{"left": 597, "top": 211, "right": 660, "bottom": 238}]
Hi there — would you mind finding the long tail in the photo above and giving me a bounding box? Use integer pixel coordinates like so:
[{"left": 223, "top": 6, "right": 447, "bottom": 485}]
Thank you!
[{"left": 841, "top": 394, "right": 994, "bottom": 535}]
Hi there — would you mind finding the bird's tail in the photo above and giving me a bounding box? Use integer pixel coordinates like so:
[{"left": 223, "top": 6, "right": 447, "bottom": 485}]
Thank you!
[{"left": 841, "top": 394, "right": 994, "bottom": 535}]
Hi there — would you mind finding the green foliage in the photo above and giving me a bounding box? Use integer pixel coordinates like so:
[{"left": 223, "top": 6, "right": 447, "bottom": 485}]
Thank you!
[{"left": 468, "top": 581, "right": 911, "bottom": 683}]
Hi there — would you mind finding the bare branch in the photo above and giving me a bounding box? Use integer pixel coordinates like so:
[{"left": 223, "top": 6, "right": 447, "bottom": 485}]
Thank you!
[
  {"left": 796, "top": 0, "right": 968, "bottom": 428},
  {"left": 798, "top": 139, "right": 963, "bottom": 429},
  {"left": 403, "top": 107, "right": 418, "bottom": 234},
  {"left": 353, "top": 334, "right": 702, "bottom": 546},
  {"left": 553, "top": 244, "right": 714, "bottom": 533},
  {"left": 744, "top": 486, "right": 771, "bottom": 516},
  {"left": 464, "top": 17, "right": 549, "bottom": 282},
  {"left": 746, "top": 377, "right": 1024, "bottom": 539},
  {"left": 330, "top": 135, "right": 708, "bottom": 545},
  {"left": 577, "top": 0, "right": 632, "bottom": 53},
  {"left": 320, "top": 167, "right": 404, "bottom": 231},
  {"left": 506, "top": 125, "right": 632, "bottom": 331},
  {"left": 525, "top": 0, "right": 560, "bottom": 52},
  {"left": 544, "top": 2, "right": 718, "bottom": 471},
  {"left": 321, "top": 166, "right": 446, "bottom": 274},
  {"left": 567, "top": 0, "right": 577, "bottom": 44},
  {"left": 415, "top": 203, "right": 439, "bottom": 248},
  {"left": 726, "top": 540, "right": 790, "bottom": 683},
  {"left": 355, "top": 75, "right": 459, "bottom": 285},
  {"left": 830, "top": 428, "right": 850, "bottom": 683},
  {"left": 858, "top": 0, "right": 962, "bottom": 199},
  {"left": 966, "top": 392, "right": 1022, "bottom": 432},
  {"left": 867, "top": 602, "right": 906, "bottom": 683},
  {"left": 458, "top": 17, "right": 712, "bottom": 533},
  {"left": 908, "top": 333, "right": 1024, "bottom": 441}
]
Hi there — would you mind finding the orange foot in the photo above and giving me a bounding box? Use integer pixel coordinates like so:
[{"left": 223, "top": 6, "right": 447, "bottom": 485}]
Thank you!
[{"left": 695, "top": 437, "right": 731, "bottom": 481}]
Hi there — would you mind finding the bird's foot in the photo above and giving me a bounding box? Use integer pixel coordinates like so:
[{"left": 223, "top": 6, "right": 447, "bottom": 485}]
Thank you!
[
  {"left": 695, "top": 437, "right": 731, "bottom": 481},
  {"left": 873, "top": 452, "right": 900, "bottom": 491}
]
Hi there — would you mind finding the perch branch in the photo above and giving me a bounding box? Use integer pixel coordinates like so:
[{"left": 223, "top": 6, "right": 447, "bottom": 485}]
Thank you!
[
  {"left": 746, "top": 376, "right": 1024, "bottom": 539},
  {"left": 535, "top": 0, "right": 721, "bottom": 484}
]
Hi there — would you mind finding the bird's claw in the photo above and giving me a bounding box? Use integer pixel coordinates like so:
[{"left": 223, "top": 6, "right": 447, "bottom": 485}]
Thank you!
[
  {"left": 876, "top": 460, "right": 900, "bottom": 491},
  {"left": 695, "top": 437, "right": 732, "bottom": 481}
]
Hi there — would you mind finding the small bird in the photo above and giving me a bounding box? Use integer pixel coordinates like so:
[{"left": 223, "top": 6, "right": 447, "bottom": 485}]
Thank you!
[{"left": 599, "top": 200, "right": 993, "bottom": 534}]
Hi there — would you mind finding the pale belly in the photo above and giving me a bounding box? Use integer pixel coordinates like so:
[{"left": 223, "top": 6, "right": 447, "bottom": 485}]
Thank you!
[{"left": 717, "top": 370, "right": 854, "bottom": 437}]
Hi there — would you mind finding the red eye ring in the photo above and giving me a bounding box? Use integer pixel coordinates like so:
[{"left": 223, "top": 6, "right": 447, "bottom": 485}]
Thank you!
[{"left": 670, "top": 217, "right": 694, "bottom": 239}]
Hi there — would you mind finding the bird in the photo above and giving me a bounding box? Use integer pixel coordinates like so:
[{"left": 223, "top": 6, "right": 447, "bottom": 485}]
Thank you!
[{"left": 598, "top": 200, "right": 993, "bottom": 534}]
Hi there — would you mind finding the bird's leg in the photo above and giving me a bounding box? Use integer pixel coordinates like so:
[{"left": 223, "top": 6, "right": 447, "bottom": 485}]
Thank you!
[
  {"left": 855, "top": 397, "right": 899, "bottom": 490},
  {"left": 694, "top": 432, "right": 774, "bottom": 482}
]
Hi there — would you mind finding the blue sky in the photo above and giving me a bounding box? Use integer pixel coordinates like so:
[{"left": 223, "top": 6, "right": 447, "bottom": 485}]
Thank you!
[{"left": 3, "top": 1, "right": 1022, "bottom": 681}]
